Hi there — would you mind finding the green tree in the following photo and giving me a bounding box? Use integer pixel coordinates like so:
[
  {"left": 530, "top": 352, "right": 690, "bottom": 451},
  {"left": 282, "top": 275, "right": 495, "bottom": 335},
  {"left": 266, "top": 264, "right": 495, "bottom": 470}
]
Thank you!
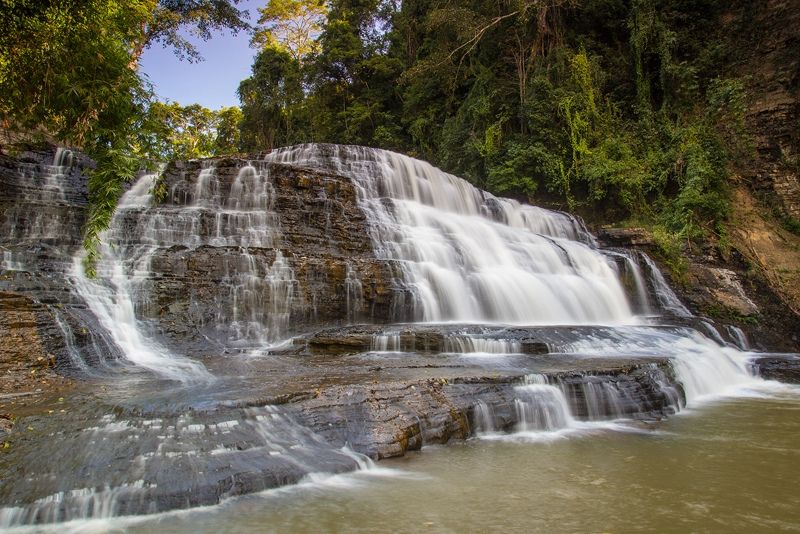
[
  {"left": 139, "top": 101, "right": 218, "bottom": 160},
  {"left": 238, "top": 47, "right": 307, "bottom": 150},
  {"left": 214, "top": 106, "right": 244, "bottom": 154},
  {"left": 132, "top": 0, "right": 250, "bottom": 64},
  {"left": 253, "top": 0, "right": 328, "bottom": 61},
  {"left": 0, "top": 0, "right": 249, "bottom": 274}
]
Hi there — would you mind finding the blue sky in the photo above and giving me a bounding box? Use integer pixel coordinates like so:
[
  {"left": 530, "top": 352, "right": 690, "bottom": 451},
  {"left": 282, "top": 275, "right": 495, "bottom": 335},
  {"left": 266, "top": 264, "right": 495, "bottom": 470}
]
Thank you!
[{"left": 139, "top": 0, "right": 262, "bottom": 110}]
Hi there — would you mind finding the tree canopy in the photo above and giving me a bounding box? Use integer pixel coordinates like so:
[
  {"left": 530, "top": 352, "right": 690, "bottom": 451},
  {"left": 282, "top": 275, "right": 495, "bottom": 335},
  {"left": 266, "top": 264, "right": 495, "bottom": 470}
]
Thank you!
[
  {"left": 236, "top": 0, "right": 750, "bottom": 254},
  {"left": 0, "top": 0, "right": 756, "bottom": 270},
  {"left": 0, "top": 0, "right": 248, "bottom": 273}
]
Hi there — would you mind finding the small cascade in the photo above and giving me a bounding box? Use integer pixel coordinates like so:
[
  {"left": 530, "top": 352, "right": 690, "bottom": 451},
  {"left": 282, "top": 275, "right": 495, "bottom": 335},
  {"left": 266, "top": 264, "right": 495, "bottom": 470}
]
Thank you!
[
  {"left": 219, "top": 249, "right": 299, "bottom": 345},
  {"left": 73, "top": 172, "right": 212, "bottom": 382},
  {"left": 73, "top": 255, "right": 211, "bottom": 382},
  {"left": 266, "top": 251, "right": 298, "bottom": 341},
  {"left": 77, "top": 162, "right": 303, "bottom": 368},
  {"left": 473, "top": 369, "right": 685, "bottom": 440},
  {"left": 52, "top": 311, "right": 90, "bottom": 373},
  {"left": 640, "top": 254, "right": 692, "bottom": 317},
  {"left": 0, "top": 147, "right": 84, "bottom": 272},
  {"left": 0, "top": 405, "right": 370, "bottom": 527},
  {"left": 471, "top": 400, "right": 498, "bottom": 434},
  {"left": 549, "top": 326, "right": 761, "bottom": 405},
  {"left": 344, "top": 263, "right": 364, "bottom": 323},
  {"left": 1, "top": 248, "right": 23, "bottom": 271},
  {"left": 726, "top": 325, "right": 750, "bottom": 350},
  {"left": 513, "top": 375, "right": 575, "bottom": 431},
  {"left": 443, "top": 335, "right": 521, "bottom": 354},
  {"left": 371, "top": 333, "right": 402, "bottom": 352},
  {"left": 700, "top": 320, "right": 728, "bottom": 346},
  {"left": 265, "top": 145, "right": 634, "bottom": 325},
  {"left": 606, "top": 250, "right": 652, "bottom": 315}
]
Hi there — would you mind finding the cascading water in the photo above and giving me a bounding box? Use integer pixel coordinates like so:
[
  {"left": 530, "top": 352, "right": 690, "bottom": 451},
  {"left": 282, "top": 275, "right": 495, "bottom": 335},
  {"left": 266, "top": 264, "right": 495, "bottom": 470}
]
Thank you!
[
  {"left": 513, "top": 375, "right": 575, "bottom": 432},
  {"left": 0, "top": 148, "right": 83, "bottom": 272},
  {"left": 71, "top": 161, "right": 308, "bottom": 379},
  {"left": 443, "top": 335, "right": 521, "bottom": 354},
  {"left": 73, "top": 173, "right": 212, "bottom": 382},
  {"left": 547, "top": 325, "right": 762, "bottom": 405},
  {"left": 264, "top": 144, "right": 773, "bottom": 406},
  {"left": 265, "top": 145, "right": 633, "bottom": 324},
  {"left": 640, "top": 253, "right": 693, "bottom": 317}
]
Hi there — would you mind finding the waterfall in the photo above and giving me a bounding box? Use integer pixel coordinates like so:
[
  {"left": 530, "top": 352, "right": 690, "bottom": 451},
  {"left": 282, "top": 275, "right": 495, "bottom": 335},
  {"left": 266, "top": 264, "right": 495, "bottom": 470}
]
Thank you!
[
  {"left": 605, "top": 249, "right": 652, "bottom": 315},
  {"left": 72, "top": 161, "right": 302, "bottom": 375},
  {"left": 371, "top": 332, "right": 402, "bottom": 352},
  {"left": 72, "top": 172, "right": 212, "bottom": 382},
  {"left": 262, "top": 144, "right": 776, "bottom": 405},
  {"left": 726, "top": 325, "right": 750, "bottom": 350},
  {"left": 0, "top": 147, "right": 83, "bottom": 272},
  {"left": 443, "top": 335, "right": 522, "bottom": 354},
  {"left": 513, "top": 379, "right": 575, "bottom": 432},
  {"left": 2, "top": 143, "right": 795, "bottom": 527},
  {"left": 265, "top": 145, "right": 634, "bottom": 324},
  {"left": 548, "top": 326, "right": 762, "bottom": 405},
  {"left": 640, "top": 254, "right": 693, "bottom": 317}
]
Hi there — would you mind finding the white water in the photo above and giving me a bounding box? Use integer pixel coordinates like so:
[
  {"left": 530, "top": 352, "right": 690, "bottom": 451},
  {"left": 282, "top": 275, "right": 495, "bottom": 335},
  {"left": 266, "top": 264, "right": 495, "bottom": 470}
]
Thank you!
[
  {"left": 72, "top": 254, "right": 211, "bottom": 383},
  {"left": 640, "top": 254, "right": 692, "bottom": 317},
  {"left": 371, "top": 333, "right": 402, "bottom": 352},
  {"left": 70, "top": 162, "right": 307, "bottom": 378},
  {"left": 473, "top": 373, "right": 655, "bottom": 441},
  {"left": 1, "top": 148, "right": 78, "bottom": 271},
  {"left": 549, "top": 326, "right": 765, "bottom": 405},
  {"left": 726, "top": 325, "right": 750, "bottom": 350},
  {"left": 261, "top": 144, "right": 781, "bottom": 407},
  {"left": 443, "top": 335, "right": 521, "bottom": 354},
  {"left": 72, "top": 173, "right": 212, "bottom": 383},
  {"left": 2, "top": 144, "right": 796, "bottom": 527},
  {"left": 265, "top": 145, "right": 634, "bottom": 324}
]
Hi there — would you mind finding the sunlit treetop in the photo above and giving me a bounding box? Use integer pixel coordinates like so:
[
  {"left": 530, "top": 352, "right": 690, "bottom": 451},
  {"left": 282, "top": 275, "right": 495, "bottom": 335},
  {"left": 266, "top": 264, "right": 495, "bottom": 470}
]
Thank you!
[{"left": 252, "top": 0, "right": 328, "bottom": 61}]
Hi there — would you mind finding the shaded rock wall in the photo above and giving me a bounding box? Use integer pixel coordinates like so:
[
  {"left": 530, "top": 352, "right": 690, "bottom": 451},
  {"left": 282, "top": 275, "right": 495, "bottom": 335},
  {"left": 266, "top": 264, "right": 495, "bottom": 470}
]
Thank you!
[
  {"left": 724, "top": 0, "right": 800, "bottom": 217},
  {"left": 0, "top": 145, "right": 121, "bottom": 385}
]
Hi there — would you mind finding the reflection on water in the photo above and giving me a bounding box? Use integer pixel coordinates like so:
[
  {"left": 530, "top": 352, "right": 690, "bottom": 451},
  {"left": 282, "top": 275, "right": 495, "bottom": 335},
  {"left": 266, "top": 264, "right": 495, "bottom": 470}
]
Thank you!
[{"left": 24, "top": 390, "right": 797, "bottom": 534}]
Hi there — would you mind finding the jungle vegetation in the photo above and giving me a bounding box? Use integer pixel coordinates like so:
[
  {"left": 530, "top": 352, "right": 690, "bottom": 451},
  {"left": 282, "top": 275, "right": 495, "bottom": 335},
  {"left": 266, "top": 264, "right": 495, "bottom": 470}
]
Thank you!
[{"left": 0, "top": 0, "right": 753, "bottom": 271}]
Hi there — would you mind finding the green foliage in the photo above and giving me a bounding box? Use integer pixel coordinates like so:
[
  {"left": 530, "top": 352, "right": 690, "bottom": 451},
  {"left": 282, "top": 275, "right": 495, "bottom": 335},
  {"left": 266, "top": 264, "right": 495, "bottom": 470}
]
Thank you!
[
  {"left": 137, "top": 101, "right": 242, "bottom": 160},
  {"left": 3, "top": 0, "right": 755, "bottom": 279},
  {"left": 651, "top": 225, "right": 688, "bottom": 283},
  {"left": 150, "top": 172, "right": 170, "bottom": 204},
  {"left": 238, "top": 46, "right": 307, "bottom": 150},
  {"left": 253, "top": 0, "right": 327, "bottom": 61},
  {"left": 139, "top": 0, "right": 250, "bottom": 63},
  {"left": 83, "top": 146, "right": 141, "bottom": 277},
  {"left": 0, "top": 0, "right": 248, "bottom": 275},
  {"left": 779, "top": 215, "right": 800, "bottom": 236},
  {"left": 214, "top": 106, "right": 244, "bottom": 154}
]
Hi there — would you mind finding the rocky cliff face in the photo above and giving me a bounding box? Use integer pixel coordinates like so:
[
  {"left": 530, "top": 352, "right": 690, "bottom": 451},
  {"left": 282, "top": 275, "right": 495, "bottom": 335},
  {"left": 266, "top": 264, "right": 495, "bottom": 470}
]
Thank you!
[
  {"left": 0, "top": 145, "right": 121, "bottom": 402},
  {"left": 724, "top": 0, "right": 800, "bottom": 217},
  {"left": 113, "top": 157, "right": 404, "bottom": 347}
]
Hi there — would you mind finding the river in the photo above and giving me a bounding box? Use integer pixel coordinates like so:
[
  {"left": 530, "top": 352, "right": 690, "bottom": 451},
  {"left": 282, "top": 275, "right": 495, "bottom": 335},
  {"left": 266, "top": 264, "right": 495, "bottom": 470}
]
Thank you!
[{"left": 13, "top": 385, "right": 794, "bottom": 534}]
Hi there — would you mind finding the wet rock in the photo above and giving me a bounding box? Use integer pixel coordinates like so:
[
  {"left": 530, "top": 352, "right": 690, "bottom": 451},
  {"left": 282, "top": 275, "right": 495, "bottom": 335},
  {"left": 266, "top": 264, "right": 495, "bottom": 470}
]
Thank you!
[
  {"left": 133, "top": 159, "right": 401, "bottom": 344},
  {"left": 753, "top": 356, "right": 800, "bottom": 383},
  {"left": 596, "top": 227, "right": 654, "bottom": 247},
  {"left": 282, "top": 360, "right": 684, "bottom": 459}
]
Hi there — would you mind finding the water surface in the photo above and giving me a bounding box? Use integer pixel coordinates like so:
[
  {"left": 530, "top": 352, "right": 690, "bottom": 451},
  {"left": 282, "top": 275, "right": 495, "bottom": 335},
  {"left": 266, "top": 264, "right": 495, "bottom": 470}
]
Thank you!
[{"left": 48, "top": 390, "right": 798, "bottom": 534}]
